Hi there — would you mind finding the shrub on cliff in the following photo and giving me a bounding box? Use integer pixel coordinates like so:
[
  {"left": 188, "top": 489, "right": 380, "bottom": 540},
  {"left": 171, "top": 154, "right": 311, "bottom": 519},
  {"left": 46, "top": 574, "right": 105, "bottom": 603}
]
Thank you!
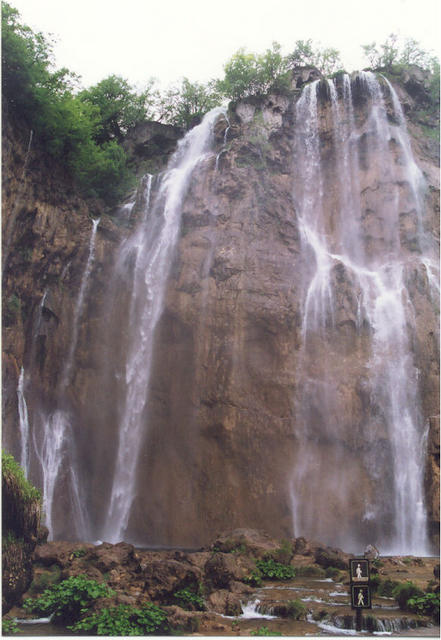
[{"left": 2, "top": 450, "right": 43, "bottom": 612}]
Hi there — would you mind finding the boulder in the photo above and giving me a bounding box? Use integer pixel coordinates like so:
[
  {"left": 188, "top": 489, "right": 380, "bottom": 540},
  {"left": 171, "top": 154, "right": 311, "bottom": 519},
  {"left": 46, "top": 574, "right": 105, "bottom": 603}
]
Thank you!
[
  {"left": 209, "top": 528, "right": 281, "bottom": 556},
  {"left": 204, "top": 552, "right": 256, "bottom": 589}
]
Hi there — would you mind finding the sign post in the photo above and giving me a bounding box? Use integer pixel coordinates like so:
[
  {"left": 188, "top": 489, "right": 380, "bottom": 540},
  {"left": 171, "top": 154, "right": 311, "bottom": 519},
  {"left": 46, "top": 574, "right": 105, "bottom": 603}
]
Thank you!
[{"left": 349, "top": 558, "right": 371, "bottom": 631}]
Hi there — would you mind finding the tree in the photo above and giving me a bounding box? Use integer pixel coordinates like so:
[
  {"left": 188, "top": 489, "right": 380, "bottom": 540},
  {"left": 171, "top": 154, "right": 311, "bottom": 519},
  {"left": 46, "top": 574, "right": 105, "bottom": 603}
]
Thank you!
[
  {"left": 286, "top": 39, "right": 343, "bottom": 75},
  {"left": 361, "top": 34, "right": 436, "bottom": 71},
  {"left": 217, "top": 42, "right": 291, "bottom": 101},
  {"left": 79, "top": 75, "right": 156, "bottom": 143},
  {"left": 157, "top": 77, "right": 221, "bottom": 128}
]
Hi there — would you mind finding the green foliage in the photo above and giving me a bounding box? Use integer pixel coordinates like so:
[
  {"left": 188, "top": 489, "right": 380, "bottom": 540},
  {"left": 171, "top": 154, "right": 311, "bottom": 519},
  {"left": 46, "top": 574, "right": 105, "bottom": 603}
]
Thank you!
[
  {"left": 250, "top": 625, "right": 280, "bottom": 636},
  {"left": 256, "top": 557, "right": 295, "bottom": 580},
  {"left": 1, "top": 3, "right": 137, "bottom": 206},
  {"left": 79, "top": 75, "right": 155, "bottom": 143},
  {"left": 72, "top": 548, "right": 87, "bottom": 558},
  {"left": 70, "top": 138, "right": 135, "bottom": 204},
  {"left": 361, "top": 34, "right": 438, "bottom": 73},
  {"left": 173, "top": 586, "right": 205, "bottom": 611},
  {"left": 407, "top": 592, "right": 440, "bottom": 619},
  {"left": 371, "top": 577, "right": 400, "bottom": 597},
  {"left": 285, "top": 599, "right": 306, "bottom": 620},
  {"left": 2, "top": 450, "right": 41, "bottom": 502},
  {"left": 217, "top": 42, "right": 291, "bottom": 101},
  {"left": 2, "top": 618, "right": 19, "bottom": 635},
  {"left": 243, "top": 569, "right": 263, "bottom": 587},
  {"left": 23, "top": 575, "right": 114, "bottom": 624},
  {"left": 157, "top": 77, "right": 220, "bottom": 129},
  {"left": 70, "top": 602, "right": 169, "bottom": 636},
  {"left": 286, "top": 39, "right": 343, "bottom": 75},
  {"left": 392, "top": 581, "right": 425, "bottom": 610}
]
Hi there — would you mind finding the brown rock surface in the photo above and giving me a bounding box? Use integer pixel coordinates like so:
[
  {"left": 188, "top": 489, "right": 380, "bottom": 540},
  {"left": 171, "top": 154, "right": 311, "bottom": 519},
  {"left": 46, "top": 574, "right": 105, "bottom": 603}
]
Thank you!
[{"left": 2, "top": 69, "right": 439, "bottom": 552}]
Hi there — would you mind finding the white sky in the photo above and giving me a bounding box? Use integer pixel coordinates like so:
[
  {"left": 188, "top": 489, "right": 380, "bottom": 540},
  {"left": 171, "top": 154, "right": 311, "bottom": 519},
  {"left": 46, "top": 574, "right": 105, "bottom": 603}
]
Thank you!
[{"left": 8, "top": 0, "right": 441, "bottom": 91}]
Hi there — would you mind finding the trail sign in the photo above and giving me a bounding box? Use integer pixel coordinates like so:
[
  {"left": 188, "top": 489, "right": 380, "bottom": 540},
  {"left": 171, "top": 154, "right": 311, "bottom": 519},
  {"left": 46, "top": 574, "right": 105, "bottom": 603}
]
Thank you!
[
  {"left": 351, "top": 584, "right": 372, "bottom": 609},
  {"left": 349, "top": 558, "right": 370, "bottom": 583}
]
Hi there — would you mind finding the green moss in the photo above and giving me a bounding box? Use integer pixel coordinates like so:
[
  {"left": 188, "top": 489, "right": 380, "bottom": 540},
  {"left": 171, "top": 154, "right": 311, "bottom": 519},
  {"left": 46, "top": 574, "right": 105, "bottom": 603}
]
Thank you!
[{"left": 2, "top": 451, "right": 41, "bottom": 503}]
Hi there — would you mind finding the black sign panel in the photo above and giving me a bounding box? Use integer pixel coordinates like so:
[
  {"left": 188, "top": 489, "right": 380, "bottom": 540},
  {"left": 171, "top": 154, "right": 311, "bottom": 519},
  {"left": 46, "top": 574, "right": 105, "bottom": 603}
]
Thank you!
[
  {"left": 351, "top": 584, "right": 372, "bottom": 609},
  {"left": 349, "top": 558, "right": 370, "bottom": 583}
]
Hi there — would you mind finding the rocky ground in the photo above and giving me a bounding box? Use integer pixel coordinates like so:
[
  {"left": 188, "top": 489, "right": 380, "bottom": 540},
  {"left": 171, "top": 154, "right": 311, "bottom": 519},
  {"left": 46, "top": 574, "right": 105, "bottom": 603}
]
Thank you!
[{"left": 5, "top": 528, "right": 440, "bottom": 636}]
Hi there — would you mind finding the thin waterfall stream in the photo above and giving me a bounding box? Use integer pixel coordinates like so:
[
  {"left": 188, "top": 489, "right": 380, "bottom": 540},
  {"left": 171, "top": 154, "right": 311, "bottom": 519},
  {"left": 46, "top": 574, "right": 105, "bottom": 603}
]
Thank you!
[{"left": 27, "top": 218, "right": 100, "bottom": 540}]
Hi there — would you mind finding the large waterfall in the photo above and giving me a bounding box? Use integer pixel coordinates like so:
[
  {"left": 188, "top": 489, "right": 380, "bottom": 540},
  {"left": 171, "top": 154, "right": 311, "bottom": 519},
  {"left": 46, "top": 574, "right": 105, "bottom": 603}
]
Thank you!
[
  {"left": 4, "top": 71, "right": 438, "bottom": 554},
  {"left": 290, "top": 72, "right": 435, "bottom": 555}
]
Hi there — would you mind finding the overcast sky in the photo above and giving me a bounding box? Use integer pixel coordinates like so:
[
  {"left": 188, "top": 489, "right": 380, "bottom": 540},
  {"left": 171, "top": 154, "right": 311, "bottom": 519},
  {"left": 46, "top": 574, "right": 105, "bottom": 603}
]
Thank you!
[{"left": 8, "top": 0, "right": 441, "bottom": 90}]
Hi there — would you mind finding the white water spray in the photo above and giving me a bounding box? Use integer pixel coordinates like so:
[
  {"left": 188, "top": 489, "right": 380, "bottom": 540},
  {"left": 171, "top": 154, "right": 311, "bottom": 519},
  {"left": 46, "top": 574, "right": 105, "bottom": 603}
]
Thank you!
[
  {"left": 291, "top": 73, "right": 434, "bottom": 554},
  {"left": 103, "top": 107, "right": 226, "bottom": 542}
]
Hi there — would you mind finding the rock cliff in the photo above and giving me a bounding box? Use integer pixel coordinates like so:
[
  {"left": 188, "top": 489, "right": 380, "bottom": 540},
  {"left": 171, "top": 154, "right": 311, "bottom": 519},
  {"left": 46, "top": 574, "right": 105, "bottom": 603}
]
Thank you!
[{"left": 2, "top": 68, "right": 439, "bottom": 552}]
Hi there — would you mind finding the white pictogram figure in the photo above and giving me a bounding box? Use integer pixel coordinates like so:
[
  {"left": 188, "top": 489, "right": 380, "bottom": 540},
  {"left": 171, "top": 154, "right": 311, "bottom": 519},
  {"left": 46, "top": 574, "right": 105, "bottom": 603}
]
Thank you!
[
  {"left": 356, "top": 563, "right": 362, "bottom": 579},
  {"left": 357, "top": 590, "right": 365, "bottom": 606}
]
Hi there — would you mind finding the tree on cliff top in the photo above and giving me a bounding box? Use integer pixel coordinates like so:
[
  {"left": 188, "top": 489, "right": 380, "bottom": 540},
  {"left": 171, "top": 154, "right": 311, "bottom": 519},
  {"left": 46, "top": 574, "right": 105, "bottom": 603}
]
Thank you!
[
  {"left": 217, "top": 42, "right": 291, "bottom": 101},
  {"left": 157, "top": 77, "right": 221, "bottom": 128},
  {"left": 79, "top": 75, "right": 156, "bottom": 143}
]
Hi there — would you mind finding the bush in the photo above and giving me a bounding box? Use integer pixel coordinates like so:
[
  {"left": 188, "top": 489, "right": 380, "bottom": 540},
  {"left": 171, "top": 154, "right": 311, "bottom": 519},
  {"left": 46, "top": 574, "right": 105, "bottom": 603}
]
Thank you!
[
  {"left": 2, "top": 618, "right": 19, "bottom": 635},
  {"left": 173, "top": 586, "right": 205, "bottom": 611},
  {"left": 286, "top": 599, "right": 306, "bottom": 620},
  {"left": 23, "top": 575, "right": 114, "bottom": 624},
  {"left": 256, "top": 557, "right": 295, "bottom": 580},
  {"left": 70, "top": 602, "right": 169, "bottom": 635},
  {"left": 407, "top": 592, "right": 440, "bottom": 620},
  {"left": 392, "top": 581, "right": 425, "bottom": 610},
  {"left": 243, "top": 570, "right": 263, "bottom": 587}
]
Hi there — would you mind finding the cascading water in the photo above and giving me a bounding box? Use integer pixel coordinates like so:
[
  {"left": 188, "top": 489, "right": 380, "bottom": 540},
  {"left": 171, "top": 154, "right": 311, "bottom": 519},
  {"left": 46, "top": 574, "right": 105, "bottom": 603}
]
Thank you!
[
  {"left": 30, "top": 218, "right": 100, "bottom": 540},
  {"left": 17, "top": 367, "right": 30, "bottom": 479},
  {"left": 102, "top": 107, "right": 226, "bottom": 543},
  {"left": 290, "top": 72, "right": 434, "bottom": 555}
]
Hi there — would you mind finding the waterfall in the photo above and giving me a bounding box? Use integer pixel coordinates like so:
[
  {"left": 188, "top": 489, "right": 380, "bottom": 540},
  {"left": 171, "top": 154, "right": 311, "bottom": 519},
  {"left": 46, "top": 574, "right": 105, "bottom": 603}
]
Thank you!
[
  {"left": 17, "top": 368, "right": 30, "bottom": 478},
  {"left": 102, "top": 107, "right": 226, "bottom": 543},
  {"left": 32, "top": 218, "right": 100, "bottom": 540},
  {"left": 61, "top": 217, "right": 100, "bottom": 390},
  {"left": 290, "top": 72, "right": 433, "bottom": 554}
]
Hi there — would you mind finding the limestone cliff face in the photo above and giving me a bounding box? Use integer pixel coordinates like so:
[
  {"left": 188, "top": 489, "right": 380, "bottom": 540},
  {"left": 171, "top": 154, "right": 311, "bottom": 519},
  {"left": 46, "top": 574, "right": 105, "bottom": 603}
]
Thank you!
[{"left": 2, "top": 69, "right": 439, "bottom": 552}]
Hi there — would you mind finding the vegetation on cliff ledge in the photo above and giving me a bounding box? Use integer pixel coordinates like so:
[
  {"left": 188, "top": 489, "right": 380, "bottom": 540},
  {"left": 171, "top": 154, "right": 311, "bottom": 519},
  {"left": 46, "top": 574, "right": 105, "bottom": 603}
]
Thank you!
[
  {"left": 2, "top": 0, "right": 439, "bottom": 208},
  {"left": 2, "top": 451, "right": 43, "bottom": 613}
]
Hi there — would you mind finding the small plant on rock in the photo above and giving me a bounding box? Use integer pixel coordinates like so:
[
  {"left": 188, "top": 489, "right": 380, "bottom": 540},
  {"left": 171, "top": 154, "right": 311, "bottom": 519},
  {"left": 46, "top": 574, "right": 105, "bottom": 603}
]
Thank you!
[
  {"left": 70, "top": 602, "right": 169, "bottom": 635},
  {"left": 256, "top": 557, "right": 295, "bottom": 580},
  {"left": 2, "top": 618, "right": 19, "bottom": 635},
  {"left": 286, "top": 599, "right": 306, "bottom": 620},
  {"left": 243, "top": 569, "right": 263, "bottom": 587},
  {"left": 173, "top": 585, "right": 205, "bottom": 611},
  {"left": 23, "top": 575, "right": 114, "bottom": 625},
  {"left": 250, "top": 625, "right": 280, "bottom": 636}
]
